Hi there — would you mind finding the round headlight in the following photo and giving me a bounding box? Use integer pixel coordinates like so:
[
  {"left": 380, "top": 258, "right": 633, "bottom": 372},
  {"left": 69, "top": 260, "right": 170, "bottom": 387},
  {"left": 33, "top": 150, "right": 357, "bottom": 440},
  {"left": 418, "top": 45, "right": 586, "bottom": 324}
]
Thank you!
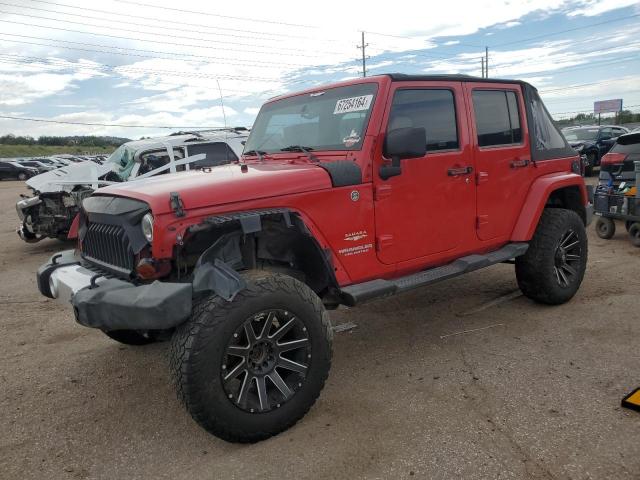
[{"left": 141, "top": 213, "right": 153, "bottom": 242}]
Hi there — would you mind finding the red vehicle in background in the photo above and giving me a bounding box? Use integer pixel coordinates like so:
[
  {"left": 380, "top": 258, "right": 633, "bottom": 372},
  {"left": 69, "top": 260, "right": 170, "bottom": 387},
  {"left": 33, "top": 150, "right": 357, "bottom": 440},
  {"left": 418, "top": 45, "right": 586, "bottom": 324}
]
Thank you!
[
  {"left": 594, "top": 131, "right": 640, "bottom": 245},
  {"left": 37, "top": 74, "right": 592, "bottom": 442}
]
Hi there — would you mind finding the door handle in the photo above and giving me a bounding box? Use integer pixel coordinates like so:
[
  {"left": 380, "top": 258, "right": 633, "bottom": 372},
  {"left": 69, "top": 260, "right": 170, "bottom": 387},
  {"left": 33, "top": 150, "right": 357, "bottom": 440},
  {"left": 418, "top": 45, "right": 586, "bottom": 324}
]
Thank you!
[
  {"left": 447, "top": 166, "right": 473, "bottom": 176},
  {"left": 510, "top": 158, "right": 530, "bottom": 168}
]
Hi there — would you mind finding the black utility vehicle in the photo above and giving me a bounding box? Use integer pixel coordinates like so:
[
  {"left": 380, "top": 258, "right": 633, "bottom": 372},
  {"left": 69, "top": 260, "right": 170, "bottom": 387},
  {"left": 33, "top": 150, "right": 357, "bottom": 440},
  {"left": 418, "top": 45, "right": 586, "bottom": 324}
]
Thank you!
[
  {"left": 0, "top": 161, "right": 39, "bottom": 181},
  {"left": 563, "top": 125, "right": 629, "bottom": 176}
]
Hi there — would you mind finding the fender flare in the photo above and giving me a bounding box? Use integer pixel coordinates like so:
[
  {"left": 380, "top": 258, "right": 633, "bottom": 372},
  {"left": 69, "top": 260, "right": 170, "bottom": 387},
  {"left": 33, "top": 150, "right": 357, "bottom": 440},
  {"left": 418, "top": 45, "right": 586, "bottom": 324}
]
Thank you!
[
  {"left": 511, "top": 172, "right": 588, "bottom": 241},
  {"left": 189, "top": 208, "right": 348, "bottom": 301}
]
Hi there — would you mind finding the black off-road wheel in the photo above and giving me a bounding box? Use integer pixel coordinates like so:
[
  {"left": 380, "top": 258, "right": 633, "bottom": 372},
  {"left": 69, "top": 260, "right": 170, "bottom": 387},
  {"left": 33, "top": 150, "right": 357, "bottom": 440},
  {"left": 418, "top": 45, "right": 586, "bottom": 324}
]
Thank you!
[
  {"left": 516, "top": 209, "right": 587, "bottom": 305},
  {"left": 595, "top": 217, "right": 615, "bottom": 239},
  {"left": 169, "top": 271, "right": 332, "bottom": 443},
  {"left": 103, "top": 329, "right": 163, "bottom": 345},
  {"left": 628, "top": 223, "right": 640, "bottom": 247}
]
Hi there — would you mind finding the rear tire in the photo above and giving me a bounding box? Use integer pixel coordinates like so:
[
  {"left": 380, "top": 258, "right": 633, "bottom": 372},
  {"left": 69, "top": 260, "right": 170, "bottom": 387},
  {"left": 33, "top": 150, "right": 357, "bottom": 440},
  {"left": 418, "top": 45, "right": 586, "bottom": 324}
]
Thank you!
[
  {"left": 169, "top": 271, "right": 332, "bottom": 443},
  {"left": 516, "top": 209, "right": 587, "bottom": 305},
  {"left": 628, "top": 223, "right": 640, "bottom": 247},
  {"left": 595, "top": 217, "right": 616, "bottom": 239},
  {"left": 103, "top": 329, "right": 163, "bottom": 345}
]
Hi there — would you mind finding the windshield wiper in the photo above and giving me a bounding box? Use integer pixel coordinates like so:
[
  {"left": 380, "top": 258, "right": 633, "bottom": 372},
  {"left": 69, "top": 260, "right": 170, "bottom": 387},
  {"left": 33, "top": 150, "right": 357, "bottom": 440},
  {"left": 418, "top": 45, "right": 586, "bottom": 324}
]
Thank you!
[
  {"left": 280, "top": 145, "right": 319, "bottom": 162},
  {"left": 243, "top": 149, "right": 267, "bottom": 162}
]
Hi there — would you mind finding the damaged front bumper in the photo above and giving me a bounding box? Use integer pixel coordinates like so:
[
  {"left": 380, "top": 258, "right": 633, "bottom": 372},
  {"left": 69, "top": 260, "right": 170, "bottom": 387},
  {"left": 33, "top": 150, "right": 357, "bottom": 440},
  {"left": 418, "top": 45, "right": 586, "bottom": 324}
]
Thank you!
[{"left": 37, "top": 250, "right": 193, "bottom": 331}]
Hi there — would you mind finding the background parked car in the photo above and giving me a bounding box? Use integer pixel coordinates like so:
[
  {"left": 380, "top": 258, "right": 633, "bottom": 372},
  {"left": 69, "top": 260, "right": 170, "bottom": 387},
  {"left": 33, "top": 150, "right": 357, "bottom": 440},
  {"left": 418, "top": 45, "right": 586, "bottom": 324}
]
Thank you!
[
  {"left": 16, "top": 128, "right": 249, "bottom": 242},
  {"left": 0, "top": 161, "right": 39, "bottom": 180},
  {"left": 599, "top": 131, "right": 640, "bottom": 188},
  {"left": 14, "top": 160, "right": 57, "bottom": 173},
  {"left": 563, "top": 125, "right": 629, "bottom": 176}
]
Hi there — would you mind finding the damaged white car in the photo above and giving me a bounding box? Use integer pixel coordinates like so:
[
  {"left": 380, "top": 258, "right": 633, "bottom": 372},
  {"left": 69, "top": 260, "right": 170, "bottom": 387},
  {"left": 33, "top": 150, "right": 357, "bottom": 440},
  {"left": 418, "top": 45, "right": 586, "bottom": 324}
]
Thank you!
[{"left": 16, "top": 129, "right": 249, "bottom": 242}]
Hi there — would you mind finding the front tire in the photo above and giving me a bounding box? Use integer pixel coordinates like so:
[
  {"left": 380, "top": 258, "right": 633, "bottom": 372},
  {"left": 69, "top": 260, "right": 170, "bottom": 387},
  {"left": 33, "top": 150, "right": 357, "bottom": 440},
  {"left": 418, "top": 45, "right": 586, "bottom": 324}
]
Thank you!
[
  {"left": 516, "top": 209, "right": 587, "bottom": 305},
  {"left": 169, "top": 272, "right": 332, "bottom": 443},
  {"left": 17, "top": 172, "right": 27, "bottom": 181},
  {"left": 584, "top": 152, "right": 596, "bottom": 177},
  {"left": 595, "top": 217, "right": 615, "bottom": 239}
]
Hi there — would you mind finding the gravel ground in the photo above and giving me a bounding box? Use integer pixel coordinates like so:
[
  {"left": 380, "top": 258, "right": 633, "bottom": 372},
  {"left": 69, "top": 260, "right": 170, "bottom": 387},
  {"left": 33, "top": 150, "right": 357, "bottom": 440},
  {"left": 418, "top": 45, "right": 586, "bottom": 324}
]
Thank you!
[{"left": 1, "top": 178, "right": 639, "bottom": 480}]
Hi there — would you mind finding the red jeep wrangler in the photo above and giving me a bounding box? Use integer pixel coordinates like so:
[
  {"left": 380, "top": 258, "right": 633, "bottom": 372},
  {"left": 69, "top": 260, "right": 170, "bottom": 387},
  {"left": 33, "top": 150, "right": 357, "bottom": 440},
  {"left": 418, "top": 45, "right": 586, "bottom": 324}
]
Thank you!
[{"left": 37, "top": 74, "right": 592, "bottom": 443}]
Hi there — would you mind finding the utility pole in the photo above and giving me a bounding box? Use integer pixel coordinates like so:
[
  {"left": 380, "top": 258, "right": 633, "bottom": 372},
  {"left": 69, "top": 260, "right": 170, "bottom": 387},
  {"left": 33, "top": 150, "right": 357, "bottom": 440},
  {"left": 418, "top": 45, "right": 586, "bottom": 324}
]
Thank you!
[
  {"left": 357, "top": 31, "right": 368, "bottom": 77},
  {"left": 485, "top": 46, "right": 489, "bottom": 78},
  {"left": 481, "top": 57, "right": 485, "bottom": 78}
]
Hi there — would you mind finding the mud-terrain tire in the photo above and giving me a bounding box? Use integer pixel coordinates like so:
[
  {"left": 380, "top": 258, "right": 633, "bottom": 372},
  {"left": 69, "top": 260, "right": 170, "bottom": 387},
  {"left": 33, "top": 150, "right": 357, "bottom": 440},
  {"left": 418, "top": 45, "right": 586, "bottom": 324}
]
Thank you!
[
  {"left": 103, "top": 329, "right": 163, "bottom": 345},
  {"left": 169, "top": 271, "right": 332, "bottom": 443},
  {"left": 628, "top": 223, "right": 640, "bottom": 247},
  {"left": 595, "top": 217, "right": 615, "bottom": 239},
  {"left": 516, "top": 209, "right": 587, "bottom": 305}
]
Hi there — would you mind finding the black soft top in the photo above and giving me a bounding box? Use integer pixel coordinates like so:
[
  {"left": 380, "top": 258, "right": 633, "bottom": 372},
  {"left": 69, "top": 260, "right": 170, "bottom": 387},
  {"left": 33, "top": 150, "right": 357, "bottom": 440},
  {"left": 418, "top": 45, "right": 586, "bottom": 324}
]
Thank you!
[
  {"left": 385, "top": 73, "right": 534, "bottom": 89},
  {"left": 381, "top": 73, "right": 574, "bottom": 161}
]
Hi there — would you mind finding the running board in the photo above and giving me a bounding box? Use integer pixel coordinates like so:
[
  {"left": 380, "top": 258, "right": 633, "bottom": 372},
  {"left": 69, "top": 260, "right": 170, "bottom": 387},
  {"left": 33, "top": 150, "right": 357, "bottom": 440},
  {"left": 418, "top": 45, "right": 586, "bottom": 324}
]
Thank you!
[{"left": 340, "top": 243, "right": 529, "bottom": 306}]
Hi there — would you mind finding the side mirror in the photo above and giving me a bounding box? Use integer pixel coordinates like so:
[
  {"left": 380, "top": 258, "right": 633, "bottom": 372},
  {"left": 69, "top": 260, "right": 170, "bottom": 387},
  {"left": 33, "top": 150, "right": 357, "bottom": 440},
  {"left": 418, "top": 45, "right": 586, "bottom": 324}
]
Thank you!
[{"left": 380, "top": 127, "right": 427, "bottom": 180}]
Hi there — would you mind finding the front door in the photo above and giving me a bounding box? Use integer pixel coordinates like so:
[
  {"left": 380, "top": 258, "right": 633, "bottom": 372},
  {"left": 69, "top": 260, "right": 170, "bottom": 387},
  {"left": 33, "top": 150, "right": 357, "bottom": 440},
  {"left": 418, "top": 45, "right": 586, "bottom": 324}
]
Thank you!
[
  {"left": 465, "top": 84, "right": 532, "bottom": 241},
  {"left": 373, "top": 82, "right": 477, "bottom": 265}
]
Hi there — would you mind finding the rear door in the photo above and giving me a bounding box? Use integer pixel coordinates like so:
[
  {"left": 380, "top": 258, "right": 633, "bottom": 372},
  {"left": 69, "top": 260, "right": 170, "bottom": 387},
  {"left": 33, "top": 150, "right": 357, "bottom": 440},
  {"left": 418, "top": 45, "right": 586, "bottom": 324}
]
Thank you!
[
  {"left": 465, "top": 83, "right": 531, "bottom": 241},
  {"left": 373, "top": 81, "right": 477, "bottom": 265}
]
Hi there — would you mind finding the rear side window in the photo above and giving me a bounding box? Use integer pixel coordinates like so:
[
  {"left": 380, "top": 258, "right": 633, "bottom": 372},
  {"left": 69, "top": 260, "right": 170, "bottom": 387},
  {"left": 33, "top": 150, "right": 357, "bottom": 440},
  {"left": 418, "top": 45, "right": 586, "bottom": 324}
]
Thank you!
[
  {"left": 187, "top": 142, "right": 238, "bottom": 168},
  {"left": 472, "top": 90, "right": 522, "bottom": 147},
  {"left": 387, "top": 89, "right": 459, "bottom": 152},
  {"left": 611, "top": 134, "right": 640, "bottom": 155}
]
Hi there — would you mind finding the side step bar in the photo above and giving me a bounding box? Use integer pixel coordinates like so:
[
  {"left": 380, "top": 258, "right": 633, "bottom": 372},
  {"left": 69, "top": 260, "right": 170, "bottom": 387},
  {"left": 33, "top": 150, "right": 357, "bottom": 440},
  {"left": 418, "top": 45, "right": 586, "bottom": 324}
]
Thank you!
[{"left": 340, "top": 242, "right": 529, "bottom": 306}]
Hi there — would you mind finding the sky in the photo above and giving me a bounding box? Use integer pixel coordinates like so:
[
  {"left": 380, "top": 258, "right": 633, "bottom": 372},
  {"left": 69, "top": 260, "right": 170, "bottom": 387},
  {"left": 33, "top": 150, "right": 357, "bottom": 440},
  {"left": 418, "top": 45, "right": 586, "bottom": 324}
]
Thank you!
[{"left": 0, "top": 0, "right": 638, "bottom": 139}]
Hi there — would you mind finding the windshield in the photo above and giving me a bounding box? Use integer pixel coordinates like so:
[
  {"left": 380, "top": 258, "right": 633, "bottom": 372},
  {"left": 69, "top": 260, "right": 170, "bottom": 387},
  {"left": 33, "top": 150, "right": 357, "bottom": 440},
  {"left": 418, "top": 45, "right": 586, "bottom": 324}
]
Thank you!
[
  {"left": 244, "top": 83, "right": 378, "bottom": 154},
  {"left": 563, "top": 128, "right": 599, "bottom": 142},
  {"left": 105, "top": 144, "right": 137, "bottom": 180}
]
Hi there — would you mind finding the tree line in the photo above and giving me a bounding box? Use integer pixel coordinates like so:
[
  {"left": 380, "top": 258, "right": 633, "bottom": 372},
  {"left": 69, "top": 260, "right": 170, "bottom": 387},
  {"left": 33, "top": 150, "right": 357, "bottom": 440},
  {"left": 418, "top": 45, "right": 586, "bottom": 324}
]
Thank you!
[
  {"left": 556, "top": 110, "right": 640, "bottom": 127},
  {"left": 0, "top": 134, "right": 131, "bottom": 147}
]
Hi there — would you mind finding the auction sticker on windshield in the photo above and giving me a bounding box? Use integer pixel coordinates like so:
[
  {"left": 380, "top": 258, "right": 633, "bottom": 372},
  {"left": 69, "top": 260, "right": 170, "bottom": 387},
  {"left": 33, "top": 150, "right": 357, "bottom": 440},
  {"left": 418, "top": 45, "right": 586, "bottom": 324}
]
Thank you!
[{"left": 334, "top": 94, "right": 373, "bottom": 114}]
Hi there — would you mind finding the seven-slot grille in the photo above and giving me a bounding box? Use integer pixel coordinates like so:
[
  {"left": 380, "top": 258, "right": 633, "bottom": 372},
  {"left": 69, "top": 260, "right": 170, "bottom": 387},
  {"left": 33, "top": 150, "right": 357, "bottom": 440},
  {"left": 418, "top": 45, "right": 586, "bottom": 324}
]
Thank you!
[{"left": 82, "top": 222, "right": 135, "bottom": 272}]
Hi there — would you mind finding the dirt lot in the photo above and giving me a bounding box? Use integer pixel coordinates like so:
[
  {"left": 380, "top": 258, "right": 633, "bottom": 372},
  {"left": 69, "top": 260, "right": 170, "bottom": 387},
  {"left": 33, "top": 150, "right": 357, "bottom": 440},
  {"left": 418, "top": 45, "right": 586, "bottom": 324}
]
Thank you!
[{"left": 1, "top": 179, "right": 639, "bottom": 479}]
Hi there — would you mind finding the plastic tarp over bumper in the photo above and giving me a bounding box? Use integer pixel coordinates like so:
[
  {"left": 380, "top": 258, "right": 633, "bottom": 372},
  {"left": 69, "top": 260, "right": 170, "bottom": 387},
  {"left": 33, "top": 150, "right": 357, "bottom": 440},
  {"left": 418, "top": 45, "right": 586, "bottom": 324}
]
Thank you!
[
  {"left": 37, "top": 250, "right": 193, "bottom": 330},
  {"left": 72, "top": 279, "right": 192, "bottom": 330}
]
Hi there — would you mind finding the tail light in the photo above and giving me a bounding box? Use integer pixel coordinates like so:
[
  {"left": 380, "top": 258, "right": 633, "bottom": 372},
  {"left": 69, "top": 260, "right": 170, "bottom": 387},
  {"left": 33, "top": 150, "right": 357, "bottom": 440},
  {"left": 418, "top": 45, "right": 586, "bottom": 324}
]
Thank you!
[{"left": 601, "top": 152, "right": 626, "bottom": 166}]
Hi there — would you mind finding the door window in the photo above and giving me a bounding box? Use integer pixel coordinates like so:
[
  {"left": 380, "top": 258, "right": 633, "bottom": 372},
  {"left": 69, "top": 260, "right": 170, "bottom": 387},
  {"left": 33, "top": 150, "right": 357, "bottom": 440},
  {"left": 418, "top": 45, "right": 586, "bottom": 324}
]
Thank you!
[
  {"left": 472, "top": 90, "right": 522, "bottom": 147},
  {"left": 599, "top": 128, "right": 613, "bottom": 140},
  {"left": 187, "top": 142, "right": 238, "bottom": 168},
  {"left": 387, "top": 89, "right": 459, "bottom": 152}
]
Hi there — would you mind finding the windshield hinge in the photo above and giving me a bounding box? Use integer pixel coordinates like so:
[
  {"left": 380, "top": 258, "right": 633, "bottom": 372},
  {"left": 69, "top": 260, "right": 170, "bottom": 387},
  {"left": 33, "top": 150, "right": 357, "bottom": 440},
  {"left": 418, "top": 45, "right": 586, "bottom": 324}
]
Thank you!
[{"left": 170, "top": 191, "right": 185, "bottom": 217}]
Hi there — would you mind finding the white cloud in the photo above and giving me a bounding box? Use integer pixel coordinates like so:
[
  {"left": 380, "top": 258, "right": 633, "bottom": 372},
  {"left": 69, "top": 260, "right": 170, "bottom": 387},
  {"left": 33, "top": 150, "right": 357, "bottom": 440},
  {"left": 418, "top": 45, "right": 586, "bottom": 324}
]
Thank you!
[{"left": 568, "top": 0, "right": 639, "bottom": 16}]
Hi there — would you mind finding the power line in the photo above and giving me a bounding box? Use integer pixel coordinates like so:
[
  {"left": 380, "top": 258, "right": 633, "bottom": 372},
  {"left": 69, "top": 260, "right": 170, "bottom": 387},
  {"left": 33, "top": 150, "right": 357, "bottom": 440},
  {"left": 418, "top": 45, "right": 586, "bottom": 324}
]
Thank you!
[
  {"left": 491, "top": 13, "right": 640, "bottom": 47},
  {"left": 114, "top": 0, "right": 320, "bottom": 29},
  {"left": 1, "top": 1, "right": 327, "bottom": 46},
  {"left": 24, "top": 0, "right": 352, "bottom": 44},
  {"left": 0, "top": 114, "right": 227, "bottom": 129},
  {"left": 0, "top": 11, "right": 346, "bottom": 57},
  {"left": 0, "top": 32, "right": 313, "bottom": 69},
  {"left": 0, "top": 53, "right": 285, "bottom": 82}
]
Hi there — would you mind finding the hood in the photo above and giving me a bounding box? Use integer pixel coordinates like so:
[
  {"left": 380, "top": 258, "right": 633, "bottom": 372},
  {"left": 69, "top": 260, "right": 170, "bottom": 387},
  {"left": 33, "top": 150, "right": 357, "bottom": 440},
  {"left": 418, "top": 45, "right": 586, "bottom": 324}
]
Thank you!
[
  {"left": 26, "top": 161, "right": 113, "bottom": 193},
  {"left": 96, "top": 162, "right": 333, "bottom": 214}
]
